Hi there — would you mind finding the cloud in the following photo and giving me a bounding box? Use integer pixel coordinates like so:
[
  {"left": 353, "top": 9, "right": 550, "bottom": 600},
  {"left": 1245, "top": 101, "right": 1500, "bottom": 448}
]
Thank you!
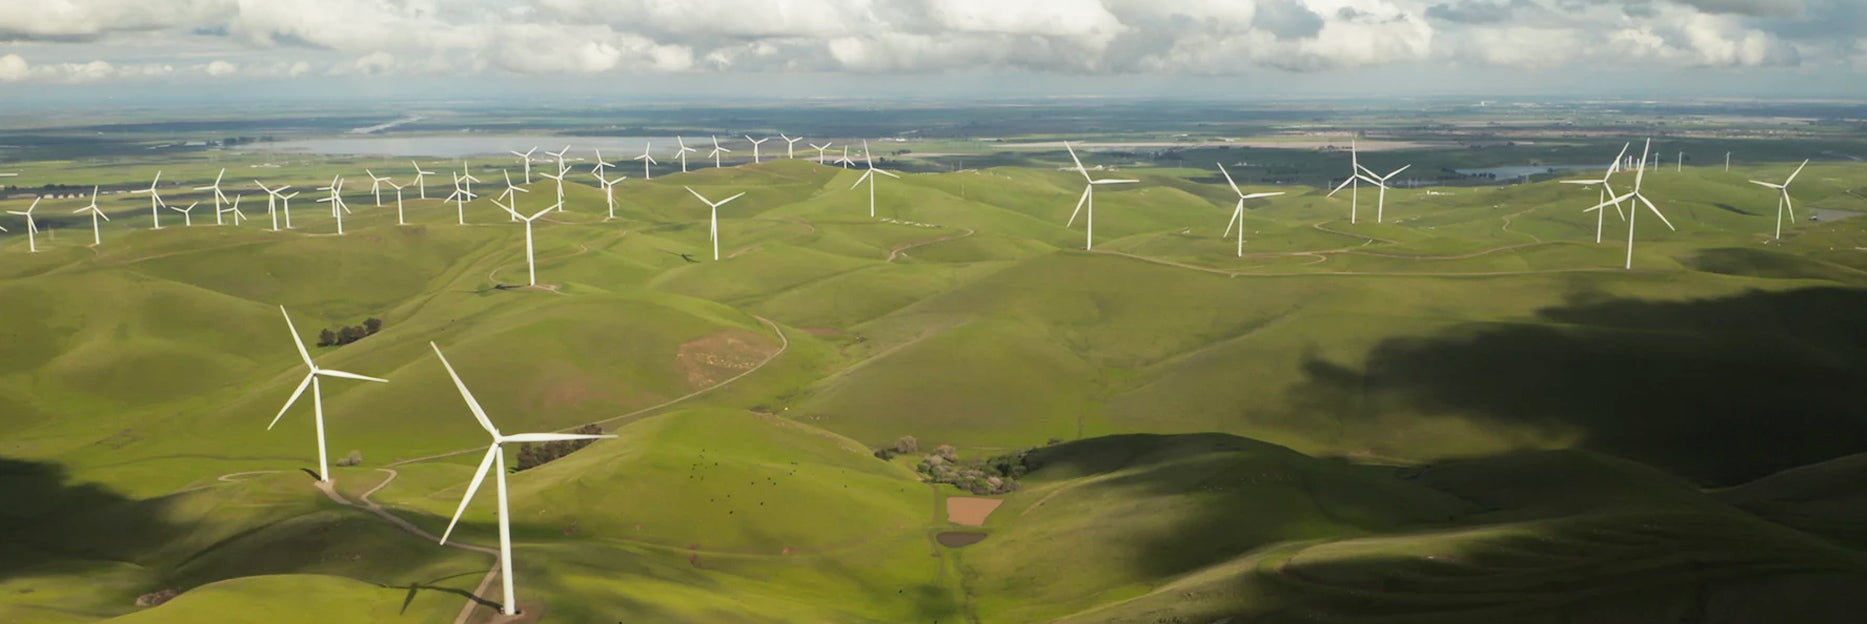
[
  {"left": 0, "top": 0, "right": 1856, "bottom": 84},
  {"left": 0, "top": 54, "right": 27, "bottom": 81}
]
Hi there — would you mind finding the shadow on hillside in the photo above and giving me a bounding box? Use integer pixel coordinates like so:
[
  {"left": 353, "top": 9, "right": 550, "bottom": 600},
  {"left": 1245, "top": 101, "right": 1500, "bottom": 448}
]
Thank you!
[
  {"left": 0, "top": 456, "right": 180, "bottom": 582},
  {"left": 1285, "top": 286, "right": 1867, "bottom": 486}
]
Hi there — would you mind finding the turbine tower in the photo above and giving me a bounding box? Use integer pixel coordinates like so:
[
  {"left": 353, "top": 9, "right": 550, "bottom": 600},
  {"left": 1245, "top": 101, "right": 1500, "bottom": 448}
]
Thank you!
[
  {"left": 745, "top": 135, "right": 770, "bottom": 163},
  {"left": 674, "top": 137, "right": 698, "bottom": 173},
  {"left": 221, "top": 194, "right": 248, "bottom": 226},
  {"left": 499, "top": 170, "right": 528, "bottom": 223},
  {"left": 170, "top": 201, "right": 199, "bottom": 227},
  {"left": 1324, "top": 140, "right": 1378, "bottom": 224},
  {"left": 316, "top": 175, "right": 351, "bottom": 235},
  {"left": 851, "top": 140, "right": 900, "bottom": 218},
  {"left": 596, "top": 171, "right": 627, "bottom": 221},
  {"left": 1216, "top": 163, "right": 1283, "bottom": 258},
  {"left": 1750, "top": 159, "right": 1809, "bottom": 240},
  {"left": 72, "top": 186, "right": 111, "bottom": 246},
  {"left": 430, "top": 342, "right": 615, "bottom": 617},
  {"left": 497, "top": 197, "right": 559, "bottom": 286},
  {"left": 1585, "top": 139, "right": 1675, "bottom": 270},
  {"left": 254, "top": 181, "right": 292, "bottom": 231},
  {"left": 685, "top": 186, "right": 745, "bottom": 261},
  {"left": 197, "top": 169, "right": 231, "bottom": 226},
  {"left": 1062, "top": 142, "right": 1138, "bottom": 251},
  {"left": 708, "top": 136, "right": 732, "bottom": 168},
  {"left": 1560, "top": 142, "right": 1630, "bottom": 244},
  {"left": 510, "top": 147, "right": 538, "bottom": 184},
  {"left": 269, "top": 306, "right": 389, "bottom": 483},
  {"left": 411, "top": 161, "right": 437, "bottom": 199},
  {"left": 388, "top": 180, "right": 409, "bottom": 225},
  {"left": 131, "top": 171, "right": 167, "bottom": 230},
  {"left": 780, "top": 133, "right": 802, "bottom": 159}
]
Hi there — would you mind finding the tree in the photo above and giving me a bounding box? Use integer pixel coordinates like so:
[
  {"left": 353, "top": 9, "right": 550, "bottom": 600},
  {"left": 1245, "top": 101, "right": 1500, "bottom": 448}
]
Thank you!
[
  {"left": 337, "top": 326, "right": 363, "bottom": 345},
  {"left": 934, "top": 444, "right": 957, "bottom": 461},
  {"left": 318, "top": 328, "right": 337, "bottom": 347},
  {"left": 363, "top": 318, "right": 383, "bottom": 335},
  {"left": 895, "top": 435, "right": 919, "bottom": 454}
]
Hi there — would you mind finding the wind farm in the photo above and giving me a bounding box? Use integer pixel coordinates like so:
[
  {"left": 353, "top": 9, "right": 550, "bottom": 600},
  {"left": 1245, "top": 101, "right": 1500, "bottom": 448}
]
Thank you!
[{"left": 3, "top": 14, "right": 1867, "bottom": 624}]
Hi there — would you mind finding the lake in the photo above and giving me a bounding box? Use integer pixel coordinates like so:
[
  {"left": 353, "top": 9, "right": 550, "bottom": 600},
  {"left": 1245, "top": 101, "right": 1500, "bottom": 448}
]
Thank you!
[
  {"left": 1454, "top": 164, "right": 1598, "bottom": 179},
  {"left": 256, "top": 135, "right": 700, "bottom": 158}
]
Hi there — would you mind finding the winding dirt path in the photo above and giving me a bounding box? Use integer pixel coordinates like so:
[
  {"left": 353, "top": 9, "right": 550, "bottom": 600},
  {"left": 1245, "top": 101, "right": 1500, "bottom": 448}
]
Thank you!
[{"left": 887, "top": 228, "right": 975, "bottom": 262}]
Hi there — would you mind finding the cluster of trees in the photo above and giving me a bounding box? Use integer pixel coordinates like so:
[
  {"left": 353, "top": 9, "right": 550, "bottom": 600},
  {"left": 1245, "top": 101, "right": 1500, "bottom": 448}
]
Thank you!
[
  {"left": 514, "top": 424, "right": 605, "bottom": 471},
  {"left": 877, "top": 436, "right": 1030, "bottom": 496},
  {"left": 317, "top": 318, "right": 384, "bottom": 347},
  {"left": 335, "top": 450, "right": 363, "bottom": 467}
]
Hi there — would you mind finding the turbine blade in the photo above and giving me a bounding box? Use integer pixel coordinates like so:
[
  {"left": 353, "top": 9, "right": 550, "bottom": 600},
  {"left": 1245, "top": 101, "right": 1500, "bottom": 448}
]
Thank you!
[
  {"left": 1064, "top": 142, "right": 1090, "bottom": 180},
  {"left": 500, "top": 432, "right": 617, "bottom": 443},
  {"left": 851, "top": 171, "right": 871, "bottom": 189},
  {"left": 279, "top": 307, "right": 313, "bottom": 366},
  {"left": 317, "top": 369, "right": 389, "bottom": 384},
  {"left": 1783, "top": 190, "right": 1796, "bottom": 221},
  {"left": 1092, "top": 179, "right": 1139, "bottom": 185},
  {"left": 1327, "top": 176, "right": 1354, "bottom": 198},
  {"left": 684, "top": 186, "right": 710, "bottom": 204},
  {"left": 1386, "top": 164, "right": 1411, "bottom": 178},
  {"left": 1749, "top": 180, "right": 1783, "bottom": 189},
  {"left": 1639, "top": 195, "right": 1676, "bottom": 231},
  {"left": 717, "top": 192, "right": 746, "bottom": 205},
  {"left": 1224, "top": 202, "right": 1242, "bottom": 237},
  {"left": 439, "top": 445, "right": 500, "bottom": 545},
  {"left": 1241, "top": 192, "right": 1284, "bottom": 200},
  {"left": 1067, "top": 185, "right": 1090, "bottom": 227},
  {"left": 1785, "top": 159, "right": 1809, "bottom": 186},
  {"left": 1216, "top": 162, "right": 1243, "bottom": 196},
  {"left": 269, "top": 373, "right": 315, "bottom": 429},
  {"left": 877, "top": 169, "right": 900, "bottom": 179},
  {"left": 430, "top": 343, "right": 499, "bottom": 436}
]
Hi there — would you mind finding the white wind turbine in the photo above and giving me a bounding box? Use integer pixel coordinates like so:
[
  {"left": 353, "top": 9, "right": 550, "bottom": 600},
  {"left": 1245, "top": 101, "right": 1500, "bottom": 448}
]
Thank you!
[
  {"left": 851, "top": 140, "right": 900, "bottom": 218},
  {"left": 443, "top": 172, "right": 479, "bottom": 225},
  {"left": 708, "top": 136, "right": 732, "bottom": 168},
  {"left": 1216, "top": 163, "right": 1284, "bottom": 258},
  {"left": 388, "top": 180, "right": 409, "bottom": 225},
  {"left": 635, "top": 142, "right": 658, "bottom": 180},
  {"left": 255, "top": 181, "right": 292, "bottom": 231},
  {"left": 72, "top": 186, "right": 111, "bottom": 246},
  {"left": 221, "top": 194, "right": 249, "bottom": 226},
  {"left": 511, "top": 147, "right": 538, "bottom": 184},
  {"left": 596, "top": 171, "right": 627, "bottom": 220},
  {"left": 499, "top": 170, "right": 528, "bottom": 223},
  {"left": 810, "top": 142, "right": 832, "bottom": 164},
  {"left": 132, "top": 171, "right": 167, "bottom": 230},
  {"left": 1585, "top": 139, "right": 1675, "bottom": 270},
  {"left": 685, "top": 186, "right": 745, "bottom": 261},
  {"left": 591, "top": 148, "right": 617, "bottom": 179},
  {"left": 429, "top": 342, "right": 615, "bottom": 617},
  {"left": 411, "top": 160, "right": 437, "bottom": 199},
  {"left": 538, "top": 163, "right": 568, "bottom": 212},
  {"left": 545, "top": 145, "right": 571, "bottom": 179},
  {"left": 745, "top": 135, "right": 769, "bottom": 163},
  {"left": 269, "top": 306, "right": 389, "bottom": 483},
  {"left": 1325, "top": 140, "right": 1377, "bottom": 224},
  {"left": 781, "top": 133, "right": 802, "bottom": 159},
  {"left": 316, "top": 175, "right": 352, "bottom": 235},
  {"left": 170, "top": 201, "right": 199, "bottom": 227},
  {"left": 460, "top": 163, "right": 481, "bottom": 199},
  {"left": 834, "top": 146, "right": 853, "bottom": 169},
  {"left": 674, "top": 137, "right": 698, "bottom": 172},
  {"left": 367, "top": 169, "right": 391, "bottom": 206},
  {"left": 1062, "top": 142, "right": 1138, "bottom": 251},
  {"left": 1560, "top": 142, "right": 1631, "bottom": 244},
  {"left": 497, "top": 196, "right": 559, "bottom": 286},
  {"left": 280, "top": 192, "right": 299, "bottom": 229},
  {"left": 1750, "top": 159, "right": 1809, "bottom": 241},
  {"left": 1360, "top": 163, "right": 1411, "bottom": 224},
  {"left": 7, "top": 197, "right": 42, "bottom": 252},
  {"left": 196, "top": 168, "right": 230, "bottom": 225}
]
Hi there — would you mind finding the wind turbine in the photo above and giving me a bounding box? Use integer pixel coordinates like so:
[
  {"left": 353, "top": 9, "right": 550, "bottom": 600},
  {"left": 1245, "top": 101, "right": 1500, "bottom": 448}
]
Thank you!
[
  {"left": 170, "top": 201, "right": 199, "bottom": 227},
  {"left": 388, "top": 180, "right": 409, "bottom": 225},
  {"left": 511, "top": 147, "right": 538, "bottom": 184},
  {"left": 685, "top": 186, "right": 744, "bottom": 261},
  {"left": 851, "top": 140, "right": 900, "bottom": 218},
  {"left": 635, "top": 142, "right": 658, "bottom": 180},
  {"left": 674, "top": 137, "right": 698, "bottom": 172},
  {"left": 1561, "top": 142, "right": 1630, "bottom": 244},
  {"left": 1585, "top": 139, "right": 1675, "bottom": 270},
  {"left": 1062, "top": 142, "right": 1138, "bottom": 251},
  {"left": 1750, "top": 159, "right": 1809, "bottom": 240},
  {"left": 538, "top": 164, "right": 567, "bottom": 212},
  {"left": 709, "top": 136, "right": 732, "bottom": 168},
  {"left": 1725, "top": 152, "right": 1732, "bottom": 172},
  {"left": 429, "top": 342, "right": 614, "bottom": 617},
  {"left": 255, "top": 181, "right": 292, "bottom": 231},
  {"left": 269, "top": 306, "right": 389, "bottom": 483},
  {"left": 460, "top": 163, "right": 481, "bottom": 199},
  {"left": 781, "top": 133, "right": 802, "bottom": 159},
  {"left": 545, "top": 145, "right": 571, "bottom": 179},
  {"left": 7, "top": 197, "right": 41, "bottom": 252},
  {"left": 1361, "top": 163, "right": 1411, "bottom": 224},
  {"left": 745, "top": 135, "right": 769, "bottom": 163},
  {"left": 131, "top": 171, "right": 166, "bottom": 230},
  {"left": 411, "top": 160, "right": 437, "bottom": 199},
  {"left": 497, "top": 196, "right": 558, "bottom": 286},
  {"left": 1215, "top": 163, "right": 1283, "bottom": 257},
  {"left": 443, "top": 172, "right": 478, "bottom": 225},
  {"left": 810, "top": 142, "right": 832, "bottom": 164},
  {"left": 596, "top": 171, "right": 627, "bottom": 220},
  {"left": 316, "top": 175, "right": 351, "bottom": 235},
  {"left": 280, "top": 192, "right": 299, "bottom": 229},
  {"left": 591, "top": 148, "right": 617, "bottom": 179},
  {"left": 367, "top": 169, "right": 391, "bottom": 206},
  {"left": 1325, "top": 140, "right": 1377, "bottom": 224},
  {"left": 71, "top": 187, "right": 111, "bottom": 246},
  {"left": 195, "top": 168, "right": 229, "bottom": 224},
  {"left": 834, "top": 146, "right": 853, "bottom": 169},
  {"left": 499, "top": 170, "right": 528, "bottom": 223},
  {"left": 221, "top": 194, "right": 249, "bottom": 226}
]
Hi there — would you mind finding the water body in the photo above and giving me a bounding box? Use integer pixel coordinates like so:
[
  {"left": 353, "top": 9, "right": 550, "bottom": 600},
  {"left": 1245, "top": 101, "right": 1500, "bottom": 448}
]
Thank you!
[
  {"left": 1455, "top": 164, "right": 1597, "bottom": 179},
  {"left": 935, "top": 532, "right": 988, "bottom": 548},
  {"left": 257, "top": 134, "right": 690, "bottom": 158}
]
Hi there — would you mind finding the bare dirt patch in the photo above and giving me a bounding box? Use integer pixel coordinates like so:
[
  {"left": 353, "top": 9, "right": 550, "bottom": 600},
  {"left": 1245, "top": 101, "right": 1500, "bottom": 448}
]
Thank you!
[
  {"left": 946, "top": 497, "right": 1004, "bottom": 527},
  {"left": 677, "top": 329, "right": 779, "bottom": 389},
  {"left": 936, "top": 531, "right": 988, "bottom": 548}
]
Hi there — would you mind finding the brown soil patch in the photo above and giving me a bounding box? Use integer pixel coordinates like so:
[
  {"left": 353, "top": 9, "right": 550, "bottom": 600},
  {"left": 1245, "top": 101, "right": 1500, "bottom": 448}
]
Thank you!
[
  {"left": 676, "top": 329, "right": 778, "bottom": 388},
  {"left": 936, "top": 532, "right": 988, "bottom": 548},
  {"left": 946, "top": 497, "right": 1004, "bottom": 527}
]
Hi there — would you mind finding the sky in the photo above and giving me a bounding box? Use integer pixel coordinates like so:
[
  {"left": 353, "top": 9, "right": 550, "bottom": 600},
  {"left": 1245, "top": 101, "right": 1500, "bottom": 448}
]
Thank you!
[{"left": 1, "top": 0, "right": 1865, "bottom": 102}]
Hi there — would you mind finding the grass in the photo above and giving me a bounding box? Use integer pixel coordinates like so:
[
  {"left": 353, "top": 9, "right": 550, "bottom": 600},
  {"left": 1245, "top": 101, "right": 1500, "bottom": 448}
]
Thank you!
[{"left": 0, "top": 148, "right": 1864, "bottom": 622}]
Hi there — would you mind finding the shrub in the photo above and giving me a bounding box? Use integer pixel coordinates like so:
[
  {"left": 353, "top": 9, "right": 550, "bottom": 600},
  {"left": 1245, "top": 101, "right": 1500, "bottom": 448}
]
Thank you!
[
  {"left": 336, "top": 450, "right": 363, "bottom": 467},
  {"left": 136, "top": 588, "right": 179, "bottom": 608},
  {"left": 894, "top": 435, "right": 920, "bottom": 454}
]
